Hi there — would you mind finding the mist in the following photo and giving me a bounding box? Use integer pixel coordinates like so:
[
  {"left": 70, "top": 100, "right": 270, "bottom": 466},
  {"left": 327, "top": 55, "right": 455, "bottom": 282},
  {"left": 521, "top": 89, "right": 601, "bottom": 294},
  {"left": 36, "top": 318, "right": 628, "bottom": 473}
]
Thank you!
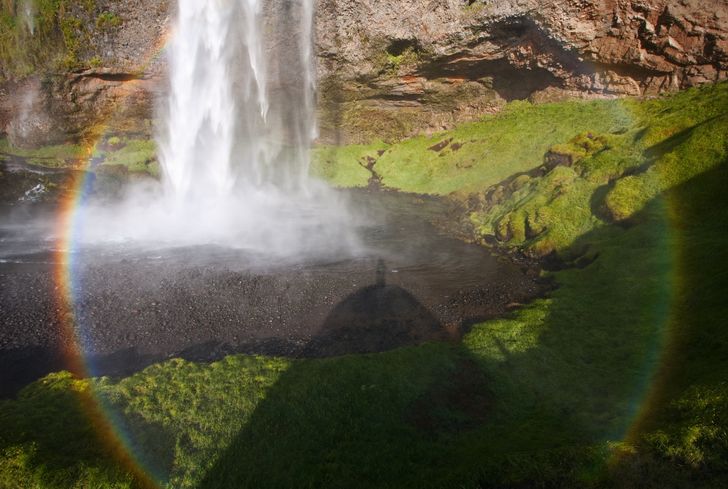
[{"left": 68, "top": 0, "right": 362, "bottom": 263}]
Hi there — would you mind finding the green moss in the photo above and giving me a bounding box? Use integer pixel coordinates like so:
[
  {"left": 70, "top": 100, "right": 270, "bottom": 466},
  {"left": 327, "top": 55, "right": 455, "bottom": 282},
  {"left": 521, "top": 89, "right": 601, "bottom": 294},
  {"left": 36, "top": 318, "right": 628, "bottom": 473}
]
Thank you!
[
  {"left": 549, "top": 132, "right": 610, "bottom": 165},
  {"left": 0, "top": 0, "right": 106, "bottom": 79},
  {"left": 96, "top": 11, "right": 121, "bottom": 30},
  {"left": 385, "top": 47, "right": 418, "bottom": 70},
  {"left": 99, "top": 139, "right": 158, "bottom": 176},
  {"left": 310, "top": 142, "right": 386, "bottom": 188}
]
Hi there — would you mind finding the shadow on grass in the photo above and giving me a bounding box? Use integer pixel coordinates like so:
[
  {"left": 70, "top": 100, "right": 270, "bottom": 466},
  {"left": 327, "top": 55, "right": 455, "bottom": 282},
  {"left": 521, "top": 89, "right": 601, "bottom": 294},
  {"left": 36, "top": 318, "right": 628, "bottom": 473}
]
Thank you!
[
  {"left": 192, "top": 165, "right": 727, "bottom": 488},
  {"left": 2, "top": 165, "right": 726, "bottom": 488},
  {"left": 0, "top": 371, "right": 171, "bottom": 489}
]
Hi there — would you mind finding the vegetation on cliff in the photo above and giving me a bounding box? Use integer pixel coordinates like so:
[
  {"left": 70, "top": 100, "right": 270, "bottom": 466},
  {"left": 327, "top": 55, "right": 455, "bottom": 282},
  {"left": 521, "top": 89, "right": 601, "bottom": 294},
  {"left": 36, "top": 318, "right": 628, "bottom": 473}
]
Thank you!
[
  {"left": 0, "top": 0, "right": 123, "bottom": 77},
  {"left": 1, "top": 82, "right": 727, "bottom": 488}
]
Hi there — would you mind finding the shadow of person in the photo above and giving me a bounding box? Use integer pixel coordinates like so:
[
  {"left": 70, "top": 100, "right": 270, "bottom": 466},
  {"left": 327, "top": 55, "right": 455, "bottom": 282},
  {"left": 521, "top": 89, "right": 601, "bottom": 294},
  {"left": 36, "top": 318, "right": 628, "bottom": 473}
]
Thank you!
[
  {"left": 195, "top": 268, "right": 493, "bottom": 489},
  {"left": 303, "top": 259, "right": 448, "bottom": 357}
]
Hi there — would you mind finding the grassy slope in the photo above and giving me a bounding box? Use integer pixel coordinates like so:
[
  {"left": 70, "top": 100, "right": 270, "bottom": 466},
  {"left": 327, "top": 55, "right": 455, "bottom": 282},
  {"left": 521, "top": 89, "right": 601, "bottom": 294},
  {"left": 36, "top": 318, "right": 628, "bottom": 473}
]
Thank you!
[
  {"left": 468, "top": 84, "right": 728, "bottom": 258},
  {"left": 2, "top": 84, "right": 727, "bottom": 488},
  {"left": 375, "top": 100, "right": 632, "bottom": 195},
  {"left": 311, "top": 100, "right": 632, "bottom": 194}
]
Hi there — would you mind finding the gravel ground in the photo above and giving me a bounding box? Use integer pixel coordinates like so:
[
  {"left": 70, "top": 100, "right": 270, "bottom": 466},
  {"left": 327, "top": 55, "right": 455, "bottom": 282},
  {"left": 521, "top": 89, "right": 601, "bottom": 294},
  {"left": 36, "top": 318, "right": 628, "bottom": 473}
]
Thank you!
[{"left": 0, "top": 190, "right": 546, "bottom": 397}]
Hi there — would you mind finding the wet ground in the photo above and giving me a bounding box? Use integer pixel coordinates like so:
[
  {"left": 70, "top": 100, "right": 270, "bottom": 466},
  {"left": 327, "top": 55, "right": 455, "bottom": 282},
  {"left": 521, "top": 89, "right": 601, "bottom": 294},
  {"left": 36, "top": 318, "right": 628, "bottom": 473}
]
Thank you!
[{"left": 0, "top": 189, "right": 545, "bottom": 398}]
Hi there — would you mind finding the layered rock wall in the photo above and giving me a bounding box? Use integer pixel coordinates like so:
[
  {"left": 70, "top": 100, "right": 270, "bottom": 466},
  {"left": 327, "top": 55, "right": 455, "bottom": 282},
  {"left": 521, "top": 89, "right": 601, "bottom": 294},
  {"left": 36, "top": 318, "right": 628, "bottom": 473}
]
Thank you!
[
  {"left": 1, "top": 0, "right": 726, "bottom": 147},
  {"left": 0, "top": 0, "right": 167, "bottom": 147},
  {"left": 316, "top": 0, "right": 728, "bottom": 142}
]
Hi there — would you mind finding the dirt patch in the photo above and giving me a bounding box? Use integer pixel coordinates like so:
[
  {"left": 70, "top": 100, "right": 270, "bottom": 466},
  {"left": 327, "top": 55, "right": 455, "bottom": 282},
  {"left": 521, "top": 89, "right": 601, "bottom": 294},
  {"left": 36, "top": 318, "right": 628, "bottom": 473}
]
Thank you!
[{"left": 428, "top": 138, "right": 452, "bottom": 152}]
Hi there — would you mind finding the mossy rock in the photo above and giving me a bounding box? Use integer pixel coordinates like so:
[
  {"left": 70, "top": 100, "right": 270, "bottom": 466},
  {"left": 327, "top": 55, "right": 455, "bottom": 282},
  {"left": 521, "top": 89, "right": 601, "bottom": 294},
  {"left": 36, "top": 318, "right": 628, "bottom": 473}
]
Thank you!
[
  {"left": 603, "top": 175, "right": 653, "bottom": 222},
  {"left": 495, "top": 211, "right": 527, "bottom": 243},
  {"left": 547, "top": 132, "right": 609, "bottom": 169},
  {"left": 510, "top": 174, "right": 531, "bottom": 192}
]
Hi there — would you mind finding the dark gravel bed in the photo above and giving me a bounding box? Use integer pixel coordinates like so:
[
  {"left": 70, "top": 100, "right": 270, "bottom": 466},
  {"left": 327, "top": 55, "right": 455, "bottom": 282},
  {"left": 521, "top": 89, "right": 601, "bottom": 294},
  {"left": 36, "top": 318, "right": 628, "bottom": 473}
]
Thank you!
[{"left": 0, "top": 190, "right": 547, "bottom": 397}]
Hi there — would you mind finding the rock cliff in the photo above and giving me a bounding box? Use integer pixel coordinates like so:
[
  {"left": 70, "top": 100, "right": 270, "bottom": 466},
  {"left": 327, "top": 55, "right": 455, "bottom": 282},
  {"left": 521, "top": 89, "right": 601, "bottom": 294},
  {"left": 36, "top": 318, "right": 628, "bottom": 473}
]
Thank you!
[
  {"left": 1, "top": 0, "right": 726, "bottom": 147},
  {"left": 316, "top": 0, "right": 728, "bottom": 142},
  {"left": 0, "top": 0, "right": 167, "bottom": 147}
]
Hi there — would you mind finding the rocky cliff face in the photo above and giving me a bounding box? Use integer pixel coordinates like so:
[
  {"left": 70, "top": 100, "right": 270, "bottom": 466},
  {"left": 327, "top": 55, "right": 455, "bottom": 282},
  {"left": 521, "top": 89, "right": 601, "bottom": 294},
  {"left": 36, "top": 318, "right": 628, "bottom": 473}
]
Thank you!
[
  {"left": 316, "top": 0, "right": 728, "bottom": 143},
  {"left": 1, "top": 0, "right": 726, "bottom": 147},
  {"left": 0, "top": 0, "right": 168, "bottom": 147}
]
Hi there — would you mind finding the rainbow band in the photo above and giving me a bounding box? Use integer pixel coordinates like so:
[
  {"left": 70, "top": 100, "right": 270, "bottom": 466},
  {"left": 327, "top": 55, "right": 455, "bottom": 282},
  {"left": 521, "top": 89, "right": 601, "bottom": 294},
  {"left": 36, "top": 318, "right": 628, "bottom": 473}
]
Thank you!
[
  {"left": 52, "top": 32, "right": 170, "bottom": 488},
  {"left": 47, "top": 27, "right": 682, "bottom": 484}
]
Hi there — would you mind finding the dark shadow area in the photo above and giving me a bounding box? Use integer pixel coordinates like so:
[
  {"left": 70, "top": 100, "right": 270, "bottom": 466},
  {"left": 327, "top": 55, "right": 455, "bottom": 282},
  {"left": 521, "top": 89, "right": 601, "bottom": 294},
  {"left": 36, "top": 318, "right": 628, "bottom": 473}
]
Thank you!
[
  {"left": 418, "top": 57, "right": 559, "bottom": 101},
  {"left": 74, "top": 71, "right": 142, "bottom": 83},
  {"left": 187, "top": 165, "right": 728, "bottom": 488},
  {"left": 303, "top": 260, "right": 448, "bottom": 356},
  {"left": 0, "top": 346, "right": 66, "bottom": 398},
  {"left": 0, "top": 346, "right": 161, "bottom": 399}
]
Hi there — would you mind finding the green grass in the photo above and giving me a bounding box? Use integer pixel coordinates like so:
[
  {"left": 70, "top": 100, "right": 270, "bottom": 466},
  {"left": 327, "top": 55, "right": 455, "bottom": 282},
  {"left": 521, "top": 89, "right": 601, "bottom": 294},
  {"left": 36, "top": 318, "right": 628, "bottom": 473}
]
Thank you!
[
  {"left": 1, "top": 85, "right": 727, "bottom": 488},
  {"left": 0, "top": 136, "right": 159, "bottom": 176},
  {"left": 310, "top": 141, "right": 387, "bottom": 187},
  {"left": 98, "top": 139, "right": 159, "bottom": 176},
  {"left": 324, "top": 99, "right": 632, "bottom": 195},
  {"left": 0, "top": 137, "right": 86, "bottom": 167}
]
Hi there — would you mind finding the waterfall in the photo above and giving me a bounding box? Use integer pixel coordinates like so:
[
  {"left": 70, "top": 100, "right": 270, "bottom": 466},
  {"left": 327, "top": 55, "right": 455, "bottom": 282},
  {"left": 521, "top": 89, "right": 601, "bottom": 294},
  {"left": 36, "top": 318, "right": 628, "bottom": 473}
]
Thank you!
[
  {"left": 21, "top": 0, "right": 36, "bottom": 35},
  {"left": 159, "top": 0, "right": 317, "bottom": 198},
  {"left": 78, "top": 0, "right": 359, "bottom": 260}
]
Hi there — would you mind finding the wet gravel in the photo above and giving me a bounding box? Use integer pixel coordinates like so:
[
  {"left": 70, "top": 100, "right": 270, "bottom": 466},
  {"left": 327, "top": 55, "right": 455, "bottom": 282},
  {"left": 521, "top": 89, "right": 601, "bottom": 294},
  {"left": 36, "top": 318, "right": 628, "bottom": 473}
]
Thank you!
[{"left": 0, "top": 190, "right": 546, "bottom": 397}]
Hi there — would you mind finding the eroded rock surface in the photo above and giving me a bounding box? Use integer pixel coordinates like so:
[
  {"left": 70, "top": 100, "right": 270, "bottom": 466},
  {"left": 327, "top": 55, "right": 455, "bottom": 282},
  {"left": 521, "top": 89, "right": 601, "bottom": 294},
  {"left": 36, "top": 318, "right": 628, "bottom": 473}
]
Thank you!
[
  {"left": 1, "top": 0, "right": 726, "bottom": 146},
  {"left": 316, "top": 0, "right": 728, "bottom": 142},
  {"left": 0, "top": 0, "right": 168, "bottom": 147}
]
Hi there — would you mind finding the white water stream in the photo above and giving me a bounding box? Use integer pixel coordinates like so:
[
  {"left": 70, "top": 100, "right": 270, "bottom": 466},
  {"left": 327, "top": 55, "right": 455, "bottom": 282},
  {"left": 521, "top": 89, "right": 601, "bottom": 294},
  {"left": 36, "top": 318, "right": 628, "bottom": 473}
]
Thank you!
[{"left": 77, "top": 0, "right": 359, "bottom": 260}]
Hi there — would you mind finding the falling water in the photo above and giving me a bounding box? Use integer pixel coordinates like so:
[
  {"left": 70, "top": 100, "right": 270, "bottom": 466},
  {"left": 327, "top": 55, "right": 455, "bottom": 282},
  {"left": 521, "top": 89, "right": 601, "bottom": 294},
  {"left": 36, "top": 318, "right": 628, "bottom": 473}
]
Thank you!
[
  {"left": 76, "top": 0, "right": 359, "bottom": 260},
  {"left": 160, "top": 0, "right": 317, "bottom": 196},
  {"left": 21, "top": 0, "right": 35, "bottom": 36}
]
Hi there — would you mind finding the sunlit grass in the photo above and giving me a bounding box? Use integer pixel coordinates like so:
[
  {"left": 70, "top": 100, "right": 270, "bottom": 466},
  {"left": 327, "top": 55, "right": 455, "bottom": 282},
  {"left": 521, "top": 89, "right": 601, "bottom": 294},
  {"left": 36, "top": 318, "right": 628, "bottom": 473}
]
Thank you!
[
  {"left": 310, "top": 141, "right": 385, "bottom": 188},
  {"left": 0, "top": 138, "right": 86, "bottom": 167}
]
